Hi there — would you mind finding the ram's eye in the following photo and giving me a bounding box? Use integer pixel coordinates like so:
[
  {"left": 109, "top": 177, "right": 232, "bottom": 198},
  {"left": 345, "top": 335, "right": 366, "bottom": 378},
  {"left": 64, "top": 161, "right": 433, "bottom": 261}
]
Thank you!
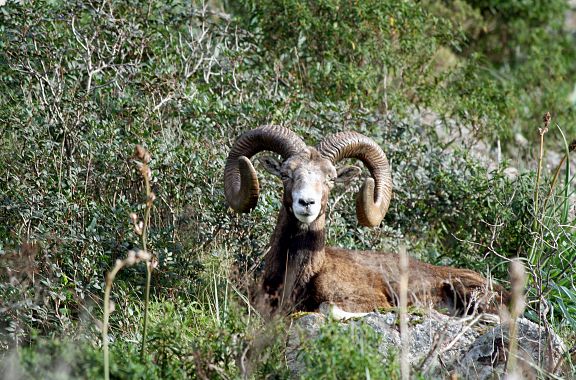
[{"left": 280, "top": 173, "right": 290, "bottom": 180}]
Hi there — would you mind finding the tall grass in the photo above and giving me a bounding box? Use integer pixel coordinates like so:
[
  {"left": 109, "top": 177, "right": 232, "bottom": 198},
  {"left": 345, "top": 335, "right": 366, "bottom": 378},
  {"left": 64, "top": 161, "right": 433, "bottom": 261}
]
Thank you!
[
  {"left": 101, "top": 145, "right": 157, "bottom": 380},
  {"left": 526, "top": 114, "right": 576, "bottom": 331}
]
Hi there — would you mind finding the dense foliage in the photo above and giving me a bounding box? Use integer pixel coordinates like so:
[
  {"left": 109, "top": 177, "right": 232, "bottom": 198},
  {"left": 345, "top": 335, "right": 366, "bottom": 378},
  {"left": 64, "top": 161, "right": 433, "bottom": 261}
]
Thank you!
[
  {"left": 1, "top": 0, "right": 575, "bottom": 378},
  {"left": 235, "top": 0, "right": 576, "bottom": 139}
]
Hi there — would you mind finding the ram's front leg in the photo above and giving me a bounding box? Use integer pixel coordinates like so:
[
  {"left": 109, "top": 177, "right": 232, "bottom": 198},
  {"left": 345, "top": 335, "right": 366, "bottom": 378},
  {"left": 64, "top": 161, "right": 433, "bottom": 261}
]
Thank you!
[{"left": 319, "top": 303, "right": 370, "bottom": 320}]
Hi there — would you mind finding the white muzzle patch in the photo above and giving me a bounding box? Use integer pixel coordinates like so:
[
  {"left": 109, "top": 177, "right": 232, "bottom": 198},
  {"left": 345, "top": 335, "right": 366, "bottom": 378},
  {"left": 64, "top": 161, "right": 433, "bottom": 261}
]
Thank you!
[{"left": 292, "top": 185, "right": 322, "bottom": 224}]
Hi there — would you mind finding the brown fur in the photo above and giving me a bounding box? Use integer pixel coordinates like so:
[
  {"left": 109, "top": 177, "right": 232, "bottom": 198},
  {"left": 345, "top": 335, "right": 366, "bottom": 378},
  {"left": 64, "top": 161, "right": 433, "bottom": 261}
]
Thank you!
[{"left": 255, "top": 148, "right": 510, "bottom": 317}]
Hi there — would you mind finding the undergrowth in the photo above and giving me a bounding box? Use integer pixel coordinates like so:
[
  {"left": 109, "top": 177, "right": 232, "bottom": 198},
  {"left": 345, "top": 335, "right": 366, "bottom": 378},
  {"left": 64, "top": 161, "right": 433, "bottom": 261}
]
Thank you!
[
  {"left": 298, "top": 321, "right": 404, "bottom": 380},
  {"left": 0, "top": 0, "right": 575, "bottom": 378}
]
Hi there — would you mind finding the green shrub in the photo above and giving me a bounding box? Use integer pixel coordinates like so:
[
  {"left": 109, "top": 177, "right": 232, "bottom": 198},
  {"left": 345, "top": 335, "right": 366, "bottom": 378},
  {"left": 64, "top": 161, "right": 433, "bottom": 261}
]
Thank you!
[
  {"left": 434, "top": 0, "right": 576, "bottom": 140},
  {"left": 233, "top": 0, "right": 456, "bottom": 110},
  {"left": 297, "top": 318, "right": 423, "bottom": 380}
]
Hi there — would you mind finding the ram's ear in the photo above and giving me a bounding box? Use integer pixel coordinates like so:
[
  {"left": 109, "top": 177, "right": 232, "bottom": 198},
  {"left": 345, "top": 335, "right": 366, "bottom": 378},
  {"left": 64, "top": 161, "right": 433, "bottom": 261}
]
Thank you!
[
  {"left": 335, "top": 166, "right": 361, "bottom": 184},
  {"left": 258, "top": 155, "right": 282, "bottom": 177}
]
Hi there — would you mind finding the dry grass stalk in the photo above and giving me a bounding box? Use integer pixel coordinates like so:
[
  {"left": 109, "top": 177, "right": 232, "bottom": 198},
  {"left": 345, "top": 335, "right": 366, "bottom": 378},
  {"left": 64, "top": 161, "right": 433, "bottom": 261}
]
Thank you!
[
  {"left": 533, "top": 112, "right": 549, "bottom": 231},
  {"left": 399, "top": 244, "right": 410, "bottom": 380},
  {"left": 505, "top": 259, "right": 526, "bottom": 377},
  {"left": 103, "top": 250, "right": 151, "bottom": 380},
  {"left": 132, "top": 144, "right": 156, "bottom": 360}
]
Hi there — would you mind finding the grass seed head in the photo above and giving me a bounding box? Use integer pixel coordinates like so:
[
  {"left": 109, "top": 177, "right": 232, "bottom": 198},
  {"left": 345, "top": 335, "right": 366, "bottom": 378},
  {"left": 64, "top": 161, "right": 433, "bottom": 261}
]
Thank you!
[
  {"left": 543, "top": 112, "right": 551, "bottom": 128},
  {"left": 129, "top": 213, "right": 138, "bottom": 223},
  {"left": 134, "top": 145, "right": 151, "bottom": 163}
]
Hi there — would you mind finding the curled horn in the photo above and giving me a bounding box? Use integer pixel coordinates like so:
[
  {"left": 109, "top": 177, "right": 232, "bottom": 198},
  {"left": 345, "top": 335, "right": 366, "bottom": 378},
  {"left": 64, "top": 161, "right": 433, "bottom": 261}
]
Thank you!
[
  {"left": 317, "top": 132, "right": 392, "bottom": 227},
  {"left": 224, "top": 125, "right": 307, "bottom": 212}
]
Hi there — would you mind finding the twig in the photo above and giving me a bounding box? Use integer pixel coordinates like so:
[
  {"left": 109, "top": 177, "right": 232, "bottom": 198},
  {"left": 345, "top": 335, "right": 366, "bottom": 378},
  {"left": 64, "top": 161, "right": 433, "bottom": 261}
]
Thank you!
[{"left": 442, "top": 313, "right": 485, "bottom": 355}]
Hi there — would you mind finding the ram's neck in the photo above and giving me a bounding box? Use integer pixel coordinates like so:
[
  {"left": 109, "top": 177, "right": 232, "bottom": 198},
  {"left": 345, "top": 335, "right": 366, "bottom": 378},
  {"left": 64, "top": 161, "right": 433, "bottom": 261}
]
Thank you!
[{"left": 261, "top": 206, "right": 326, "bottom": 311}]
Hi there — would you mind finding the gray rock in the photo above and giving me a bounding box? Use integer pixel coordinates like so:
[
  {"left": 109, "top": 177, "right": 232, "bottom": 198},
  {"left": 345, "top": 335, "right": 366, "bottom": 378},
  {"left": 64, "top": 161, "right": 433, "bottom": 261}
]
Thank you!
[
  {"left": 569, "top": 195, "right": 576, "bottom": 222},
  {"left": 546, "top": 150, "right": 564, "bottom": 171},
  {"left": 503, "top": 167, "right": 519, "bottom": 181},
  {"left": 455, "top": 318, "right": 567, "bottom": 380},
  {"left": 514, "top": 133, "right": 529, "bottom": 148},
  {"left": 286, "top": 311, "right": 566, "bottom": 379},
  {"left": 566, "top": 1, "right": 576, "bottom": 32},
  {"left": 286, "top": 313, "right": 327, "bottom": 376}
]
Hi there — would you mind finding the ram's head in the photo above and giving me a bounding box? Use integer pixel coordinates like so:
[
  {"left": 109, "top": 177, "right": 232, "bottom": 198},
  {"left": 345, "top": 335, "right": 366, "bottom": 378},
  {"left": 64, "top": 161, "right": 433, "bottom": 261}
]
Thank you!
[{"left": 224, "top": 126, "right": 393, "bottom": 227}]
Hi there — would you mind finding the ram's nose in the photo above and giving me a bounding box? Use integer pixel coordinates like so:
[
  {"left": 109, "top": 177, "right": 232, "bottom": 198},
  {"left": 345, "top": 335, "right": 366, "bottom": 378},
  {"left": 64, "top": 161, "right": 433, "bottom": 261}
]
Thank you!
[{"left": 298, "top": 198, "right": 316, "bottom": 207}]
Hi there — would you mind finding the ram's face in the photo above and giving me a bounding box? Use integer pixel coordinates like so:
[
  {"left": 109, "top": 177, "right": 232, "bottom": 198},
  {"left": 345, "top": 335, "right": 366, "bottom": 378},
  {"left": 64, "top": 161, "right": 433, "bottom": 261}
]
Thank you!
[
  {"left": 280, "top": 152, "right": 336, "bottom": 224},
  {"left": 260, "top": 149, "right": 360, "bottom": 225}
]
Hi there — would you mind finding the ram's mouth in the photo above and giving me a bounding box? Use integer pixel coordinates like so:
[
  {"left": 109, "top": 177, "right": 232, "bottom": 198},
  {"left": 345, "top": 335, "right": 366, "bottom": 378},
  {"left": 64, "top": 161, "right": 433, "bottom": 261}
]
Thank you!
[{"left": 294, "top": 211, "right": 317, "bottom": 224}]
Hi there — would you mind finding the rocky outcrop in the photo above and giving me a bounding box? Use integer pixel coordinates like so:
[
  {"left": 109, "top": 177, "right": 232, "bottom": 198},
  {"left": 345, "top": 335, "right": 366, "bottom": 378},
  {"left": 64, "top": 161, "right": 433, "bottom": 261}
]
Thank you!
[{"left": 287, "top": 311, "right": 567, "bottom": 379}]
